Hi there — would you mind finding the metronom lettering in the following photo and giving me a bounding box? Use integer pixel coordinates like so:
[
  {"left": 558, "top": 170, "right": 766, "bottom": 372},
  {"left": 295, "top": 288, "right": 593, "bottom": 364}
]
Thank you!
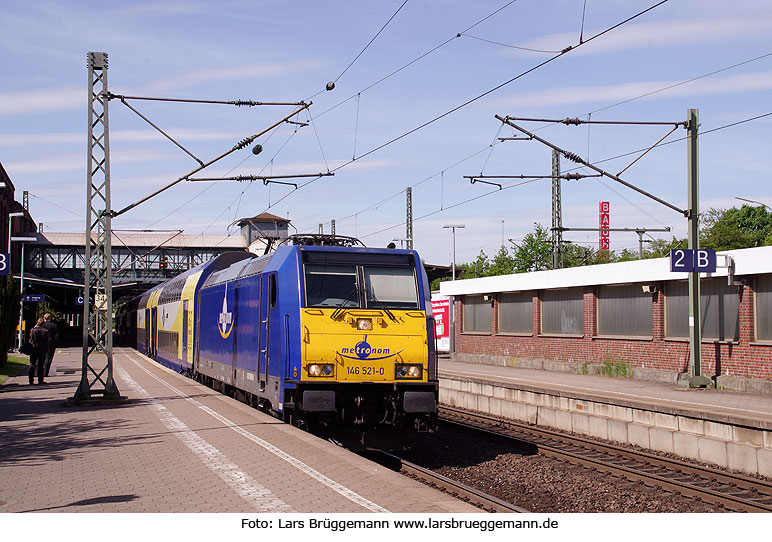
[{"left": 341, "top": 347, "right": 390, "bottom": 355}]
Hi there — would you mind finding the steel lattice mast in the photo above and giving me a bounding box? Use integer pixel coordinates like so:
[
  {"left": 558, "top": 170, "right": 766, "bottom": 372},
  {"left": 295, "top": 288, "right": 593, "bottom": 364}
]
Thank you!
[
  {"left": 551, "top": 149, "right": 563, "bottom": 269},
  {"left": 73, "top": 52, "right": 122, "bottom": 402}
]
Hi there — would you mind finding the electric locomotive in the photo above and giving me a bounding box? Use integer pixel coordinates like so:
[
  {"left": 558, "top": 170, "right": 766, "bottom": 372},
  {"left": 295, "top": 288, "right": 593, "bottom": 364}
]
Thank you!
[{"left": 120, "top": 239, "right": 438, "bottom": 447}]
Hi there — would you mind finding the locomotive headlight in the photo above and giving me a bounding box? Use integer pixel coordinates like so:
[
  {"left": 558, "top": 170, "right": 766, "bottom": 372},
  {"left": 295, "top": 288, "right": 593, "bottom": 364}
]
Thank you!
[
  {"left": 356, "top": 318, "right": 372, "bottom": 331},
  {"left": 395, "top": 364, "right": 422, "bottom": 379},
  {"left": 308, "top": 364, "right": 334, "bottom": 377}
]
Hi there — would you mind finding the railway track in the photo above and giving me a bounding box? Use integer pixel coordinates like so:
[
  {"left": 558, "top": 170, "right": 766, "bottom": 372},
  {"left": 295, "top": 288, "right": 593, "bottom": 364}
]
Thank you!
[
  {"left": 372, "top": 451, "right": 529, "bottom": 513},
  {"left": 440, "top": 405, "right": 772, "bottom": 513}
]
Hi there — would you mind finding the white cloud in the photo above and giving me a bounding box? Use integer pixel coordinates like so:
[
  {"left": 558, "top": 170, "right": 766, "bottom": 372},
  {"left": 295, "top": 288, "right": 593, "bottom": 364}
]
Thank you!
[
  {"left": 144, "top": 60, "right": 327, "bottom": 93},
  {"left": 516, "top": 13, "right": 772, "bottom": 57},
  {"left": 4, "top": 149, "right": 180, "bottom": 175},
  {"left": 0, "top": 128, "right": 248, "bottom": 147},
  {"left": 0, "top": 86, "right": 82, "bottom": 116}
]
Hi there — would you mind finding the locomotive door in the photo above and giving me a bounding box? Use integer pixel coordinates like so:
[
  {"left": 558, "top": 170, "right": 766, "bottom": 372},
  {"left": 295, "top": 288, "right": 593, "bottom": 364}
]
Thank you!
[
  {"left": 258, "top": 275, "right": 269, "bottom": 391},
  {"left": 258, "top": 273, "right": 278, "bottom": 392}
]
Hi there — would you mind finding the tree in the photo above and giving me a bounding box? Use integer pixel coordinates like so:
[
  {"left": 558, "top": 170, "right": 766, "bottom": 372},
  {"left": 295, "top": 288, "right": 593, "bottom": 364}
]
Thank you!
[
  {"left": 643, "top": 236, "right": 686, "bottom": 259},
  {"left": 0, "top": 277, "right": 22, "bottom": 367},
  {"left": 700, "top": 204, "right": 772, "bottom": 250},
  {"left": 562, "top": 242, "right": 597, "bottom": 267},
  {"left": 488, "top": 245, "right": 516, "bottom": 276},
  {"left": 469, "top": 250, "right": 490, "bottom": 278},
  {"left": 513, "top": 223, "right": 552, "bottom": 272}
]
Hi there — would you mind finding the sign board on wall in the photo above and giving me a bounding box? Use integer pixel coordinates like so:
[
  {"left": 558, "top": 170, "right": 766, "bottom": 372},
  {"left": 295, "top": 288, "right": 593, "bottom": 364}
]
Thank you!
[{"left": 431, "top": 294, "right": 450, "bottom": 353}]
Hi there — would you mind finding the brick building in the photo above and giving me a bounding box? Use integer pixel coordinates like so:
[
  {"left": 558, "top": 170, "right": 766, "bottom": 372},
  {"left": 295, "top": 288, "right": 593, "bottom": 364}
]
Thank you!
[
  {"left": 1, "top": 163, "right": 36, "bottom": 274},
  {"left": 440, "top": 245, "right": 772, "bottom": 391}
]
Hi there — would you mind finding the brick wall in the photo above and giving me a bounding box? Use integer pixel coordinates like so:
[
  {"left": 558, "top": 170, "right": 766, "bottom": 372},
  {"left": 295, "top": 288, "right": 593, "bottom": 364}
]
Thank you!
[{"left": 454, "top": 279, "right": 772, "bottom": 381}]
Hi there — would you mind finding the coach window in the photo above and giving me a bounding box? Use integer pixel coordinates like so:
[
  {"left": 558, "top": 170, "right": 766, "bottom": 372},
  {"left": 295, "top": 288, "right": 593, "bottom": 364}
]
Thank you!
[
  {"left": 755, "top": 274, "right": 772, "bottom": 341},
  {"left": 463, "top": 296, "right": 491, "bottom": 333},
  {"left": 540, "top": 287, "right": 583, "bottom": 336},
  {"left": 597, "top": 284, "right": 652, "bottom": 338},
  {"left": 498, "top": 291, "right": 532, "bottom": 335},
  {"left": 665, "top": 279, "right": 739, "bottom": 341}
]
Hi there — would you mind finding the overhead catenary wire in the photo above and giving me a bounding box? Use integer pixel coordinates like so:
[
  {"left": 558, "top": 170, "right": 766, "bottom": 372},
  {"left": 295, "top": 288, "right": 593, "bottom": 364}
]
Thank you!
[
  {"left": 299, "top": 140, "right": 502, "bottom": 232},
  {"left": 333, "top": 0, "right": 410, "bottom": 85},
  {"left": 312, "top": 0, "right": 522, "bottom": 118},
  {"left": 267, "top": 0, "right": 671, "bottom": 222},
  {"left": 133, "top": 3, "right": 772, "bottom": 252},
  {"left": 349, "top": 110, "right": 772, "bottom": 245},
  {"left": 166, "top": 1, "right": 669, "bottom": 238}
]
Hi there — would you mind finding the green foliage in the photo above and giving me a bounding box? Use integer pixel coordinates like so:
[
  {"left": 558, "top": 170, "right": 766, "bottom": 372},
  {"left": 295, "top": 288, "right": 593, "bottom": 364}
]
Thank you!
[
  {"left": 644, "top": 236, "right": 686, "bottom": 258},
  {"left": 469, "top": 250, "right": 490, "bottom": 278},
  {"left": 513, "top": 223, "right": 552, "bottom": 272},
  {"left": 0, "top": 277, "right": 23, "bottom": 367},
  {"left": 562, "top": 243, "right": 597, "bottom": 267},
  {"left": 700, "top": 204, "right": 772, "bottom": 250},
  {"left": 598, "top": 357, "right": 634, "bottom": 379},
  {"left": 439, "top": 206, "right": 772, "bottom": 286},
  {"left": 36, "top": 301, "right": 64, "bottom": 322},
  {"left": 489, "top": 245, "right": 516, "bottom": 276},
  {"left": 0, "top": 354, "right": 29, "bottom": 384}
]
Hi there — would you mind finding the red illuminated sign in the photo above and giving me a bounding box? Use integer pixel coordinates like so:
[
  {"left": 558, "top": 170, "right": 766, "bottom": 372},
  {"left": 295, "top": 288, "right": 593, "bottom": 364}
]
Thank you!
[{"left": 599, "top": 201, "right": 610, "bottom": 251}]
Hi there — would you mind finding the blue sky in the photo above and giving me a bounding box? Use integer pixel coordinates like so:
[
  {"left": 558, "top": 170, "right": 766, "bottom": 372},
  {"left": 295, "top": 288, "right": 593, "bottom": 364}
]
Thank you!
[{"left": 2, "top": 0, "right": 771, "bottom": 266}]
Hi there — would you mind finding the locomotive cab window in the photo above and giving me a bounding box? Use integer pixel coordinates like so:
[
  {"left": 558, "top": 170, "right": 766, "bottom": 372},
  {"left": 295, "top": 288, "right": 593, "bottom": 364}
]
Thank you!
[
  {"left": 364, "top": 266, "right": 418, "bottom": 309},
  {"left": 304, "top": 264, "right": 360, "bottom": 308}
]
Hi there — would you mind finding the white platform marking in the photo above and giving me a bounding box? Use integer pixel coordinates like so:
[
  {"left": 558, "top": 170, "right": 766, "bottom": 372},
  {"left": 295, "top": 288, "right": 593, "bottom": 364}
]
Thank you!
[
  {"left": 125, "top": 354, "right": 389, "bottom": 513},
  {"left": 118, "top": 368, "right": 294, "bottom": 512}
]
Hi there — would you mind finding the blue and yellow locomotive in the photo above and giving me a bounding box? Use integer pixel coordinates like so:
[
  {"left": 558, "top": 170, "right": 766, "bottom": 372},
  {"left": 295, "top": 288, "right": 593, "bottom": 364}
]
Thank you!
[{"left": 119, "top": 240, "right": 438, "bottom": 446}]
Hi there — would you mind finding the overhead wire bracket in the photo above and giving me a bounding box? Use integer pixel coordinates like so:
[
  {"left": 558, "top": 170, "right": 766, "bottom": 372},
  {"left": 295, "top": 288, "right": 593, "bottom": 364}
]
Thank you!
[
  {"left": 495, "top": 115, "right": 688, "bottom": 216},
  {"left": 112, "top": 102, "right": 311, "bottom": 217}
]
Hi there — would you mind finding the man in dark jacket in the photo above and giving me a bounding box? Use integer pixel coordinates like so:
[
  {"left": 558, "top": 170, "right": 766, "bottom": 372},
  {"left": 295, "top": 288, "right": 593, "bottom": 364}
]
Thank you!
[
  {"left": 42, "top": 313, "right": 59, "bottom": 377},
  {"left": 29, "top": 318, "right": 49, "bottom": 385}
]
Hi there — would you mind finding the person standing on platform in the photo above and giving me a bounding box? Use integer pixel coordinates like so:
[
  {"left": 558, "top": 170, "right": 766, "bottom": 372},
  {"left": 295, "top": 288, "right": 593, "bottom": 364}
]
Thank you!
[
  {"left": 29, "top": 318, "right": 49, "bottom": 385},
  {"left": 42, "top": 313, "right": 59, "bottom": 377}
]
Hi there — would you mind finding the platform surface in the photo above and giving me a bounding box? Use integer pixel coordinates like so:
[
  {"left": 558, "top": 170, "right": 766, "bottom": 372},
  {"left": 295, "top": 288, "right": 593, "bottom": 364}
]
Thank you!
[{"left": 0, "top": 348, "right": 478, "bottom": 514}]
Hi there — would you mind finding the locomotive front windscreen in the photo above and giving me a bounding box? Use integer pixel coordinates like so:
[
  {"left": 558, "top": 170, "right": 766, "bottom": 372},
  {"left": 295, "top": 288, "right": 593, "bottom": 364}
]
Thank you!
[
  {"left": 303, "top": 258, "right": 419, "bottom": 310},
  {"left": 305, "top": 264, "right": 360, "bottom": 308},
  {"left": 364, "top": 267, "right": 418, "bottom": 309}
]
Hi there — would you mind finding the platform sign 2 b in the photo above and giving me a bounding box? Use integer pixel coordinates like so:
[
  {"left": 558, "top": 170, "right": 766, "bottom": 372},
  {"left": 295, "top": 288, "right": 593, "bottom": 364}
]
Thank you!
[
  {"left": 0, "top": 253, "right": 8, "bottom": 276},
  {"left": 670, "top": 249, "right": 717, "bottom": 273}
]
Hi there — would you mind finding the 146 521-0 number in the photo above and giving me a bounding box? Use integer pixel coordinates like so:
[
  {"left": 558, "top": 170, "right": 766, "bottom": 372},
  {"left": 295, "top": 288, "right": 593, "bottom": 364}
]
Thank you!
[{"left": 347, "top": 366, "right": 385, "bottom": 376}]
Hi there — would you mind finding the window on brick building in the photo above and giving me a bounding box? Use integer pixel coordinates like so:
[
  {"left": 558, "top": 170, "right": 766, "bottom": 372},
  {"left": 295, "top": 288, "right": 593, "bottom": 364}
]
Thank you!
[
  {"left": 755, "top": 274, "right": 772, "bottom": 341},
  {"left": 665, "top": 278, "right": 739, "bottom": 341},
  {"left": 497, "top": 291, "right": 533, "bottom": 334},
  {"left": 463, "top": 295, "right": 491, "bottom": 333},
  {"left": 597, "top": 284, "right": 653, "bottom": 337},
  {"left": 541, "top": 287, "right": 583, "bottom": 335}
]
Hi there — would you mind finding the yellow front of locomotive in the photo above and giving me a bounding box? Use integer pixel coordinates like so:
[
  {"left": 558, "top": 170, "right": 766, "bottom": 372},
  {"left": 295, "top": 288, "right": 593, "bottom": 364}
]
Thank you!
[
  {"left": 295, "top": 248, "right": 437, "bottom": 440},
  {"left": 301, "top": 307, "right": 429, "bottom": 384}
]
